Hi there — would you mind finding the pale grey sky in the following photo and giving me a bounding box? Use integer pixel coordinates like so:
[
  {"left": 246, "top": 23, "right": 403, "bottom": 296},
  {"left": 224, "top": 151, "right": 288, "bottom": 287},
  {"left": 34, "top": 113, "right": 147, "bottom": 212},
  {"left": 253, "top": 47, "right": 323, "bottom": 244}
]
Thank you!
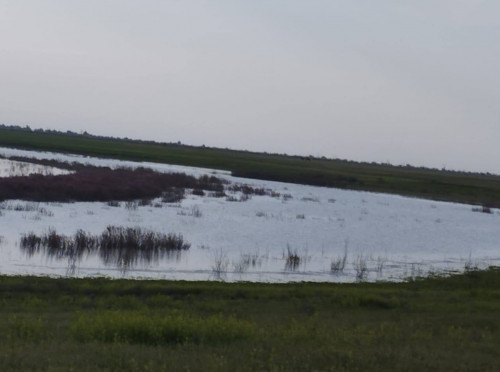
[{"left": 1, "top": 1, "right": 499, "bottom": 173}]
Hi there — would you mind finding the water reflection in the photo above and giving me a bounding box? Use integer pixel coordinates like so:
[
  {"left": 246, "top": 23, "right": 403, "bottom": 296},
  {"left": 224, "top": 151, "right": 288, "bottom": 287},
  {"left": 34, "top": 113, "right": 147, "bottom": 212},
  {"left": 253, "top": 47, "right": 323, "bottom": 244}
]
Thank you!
[
  {"left": 99, "top": 246, "right": 184, "bottom": 274},
  {"left": 20, "top": 227, "right": 190, "bottom": 275}
]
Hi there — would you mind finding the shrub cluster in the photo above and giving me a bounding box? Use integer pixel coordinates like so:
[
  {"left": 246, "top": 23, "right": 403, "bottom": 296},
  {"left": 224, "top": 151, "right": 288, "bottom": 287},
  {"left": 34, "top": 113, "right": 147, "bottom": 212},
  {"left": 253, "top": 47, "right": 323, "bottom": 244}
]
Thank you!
[
  {"left": 227, "top": 184, "right": 280, "bottom": 198},
  {"left": 161, "top": 188, "right": 185, "bottom": 203},
  {"left": 197, "top": 175, "right": 227, "bottom": 192},
  {"left": 472, "top": 205, "right": 494, "bottom": 214}
]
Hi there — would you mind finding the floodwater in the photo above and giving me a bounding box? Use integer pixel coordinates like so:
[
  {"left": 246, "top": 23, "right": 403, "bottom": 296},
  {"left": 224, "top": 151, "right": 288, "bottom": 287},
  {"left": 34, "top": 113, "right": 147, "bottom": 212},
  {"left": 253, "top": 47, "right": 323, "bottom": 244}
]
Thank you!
[
  {"left": 1, "top": 148, "right": 499, "bottom": 282},
  {"left": 0, "top": 158, "right": 71, "bottom": 177}
]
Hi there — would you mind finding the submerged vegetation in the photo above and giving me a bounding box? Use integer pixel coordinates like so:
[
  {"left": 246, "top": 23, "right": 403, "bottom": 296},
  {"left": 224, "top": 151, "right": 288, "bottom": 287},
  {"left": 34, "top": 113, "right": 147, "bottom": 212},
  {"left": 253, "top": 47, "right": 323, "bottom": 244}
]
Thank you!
[{"left": 0, "top": 269, "right": 499, "bottom": 371}]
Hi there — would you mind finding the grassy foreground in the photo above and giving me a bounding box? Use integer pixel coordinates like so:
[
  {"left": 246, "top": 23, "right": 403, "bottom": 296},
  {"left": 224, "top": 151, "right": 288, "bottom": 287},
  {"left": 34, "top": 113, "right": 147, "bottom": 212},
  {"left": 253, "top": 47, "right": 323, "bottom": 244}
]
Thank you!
[
  {"left": 1, "top": 127, "right": 500, "bottom": 207},
  {"left": 0, "top": 270, "right": 499, "bottom": 371}
]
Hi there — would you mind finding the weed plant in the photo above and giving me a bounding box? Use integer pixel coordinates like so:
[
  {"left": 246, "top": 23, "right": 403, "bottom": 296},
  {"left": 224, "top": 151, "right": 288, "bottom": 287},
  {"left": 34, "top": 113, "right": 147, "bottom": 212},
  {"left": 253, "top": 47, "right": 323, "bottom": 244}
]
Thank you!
[
  {"left": 284, "top": 245, "right": 301, "bottom": 271},
  {"left": 211, "top": 248, "right": 228, "bottom": 280},
  {"left": 472, "top": 205, "right": 493, "bottom": 214},
  {"left": 353, "top": 254, "right": 369, "bottom": 282},
  {"left": 331, "top": 244, "right": 348, "bottom": 274},
  {"left": 375, "top": 256, "right": 387, "bottom": 277}
]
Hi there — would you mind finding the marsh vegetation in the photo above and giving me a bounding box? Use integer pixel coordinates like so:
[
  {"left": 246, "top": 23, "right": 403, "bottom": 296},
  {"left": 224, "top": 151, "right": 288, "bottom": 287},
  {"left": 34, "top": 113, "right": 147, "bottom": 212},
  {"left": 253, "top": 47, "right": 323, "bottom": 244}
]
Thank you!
[
  {"left": 20, "top": 227, "right": 190, "bottom": 273},
  {"left": 0, "top": 165, "right": 227, "bottom": 203}
]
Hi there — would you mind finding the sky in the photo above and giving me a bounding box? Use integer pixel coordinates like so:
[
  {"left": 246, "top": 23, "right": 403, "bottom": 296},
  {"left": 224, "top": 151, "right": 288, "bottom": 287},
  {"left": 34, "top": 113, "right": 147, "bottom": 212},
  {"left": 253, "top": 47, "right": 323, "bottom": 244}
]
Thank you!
[{"left": 1, "top": 1, "right": 499, "bottom": 173}]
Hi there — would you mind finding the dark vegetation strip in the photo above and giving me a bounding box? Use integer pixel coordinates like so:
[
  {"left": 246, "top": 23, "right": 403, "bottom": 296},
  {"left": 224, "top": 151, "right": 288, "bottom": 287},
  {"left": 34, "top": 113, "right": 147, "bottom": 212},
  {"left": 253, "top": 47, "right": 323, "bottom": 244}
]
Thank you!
[
  {"left": 0, "top": 166, "right": 225, "bottom": 202},
  {"left": 1, "top": 126, "right": 500, "bottom": 207},
  {"left": 0, "top": 269, "right": 499, "bottom": 371}
]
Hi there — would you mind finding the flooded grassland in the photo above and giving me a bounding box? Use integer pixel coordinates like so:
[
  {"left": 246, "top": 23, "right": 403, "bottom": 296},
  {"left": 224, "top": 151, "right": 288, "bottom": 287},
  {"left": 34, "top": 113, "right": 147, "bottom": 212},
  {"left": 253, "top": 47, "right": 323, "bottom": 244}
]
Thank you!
[{"left": 0, "top": 147, "right": 499, "bottom": 282}]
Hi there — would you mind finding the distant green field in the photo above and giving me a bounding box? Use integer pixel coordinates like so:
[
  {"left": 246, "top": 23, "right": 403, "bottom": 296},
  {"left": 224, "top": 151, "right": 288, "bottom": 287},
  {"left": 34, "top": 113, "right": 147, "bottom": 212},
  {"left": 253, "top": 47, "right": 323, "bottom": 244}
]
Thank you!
[
  {"left": 1, "top": 127, "right": 500, "bottom": 207},
  {"left": 0, "top": 269, "right": 499, "bottom": 371}
]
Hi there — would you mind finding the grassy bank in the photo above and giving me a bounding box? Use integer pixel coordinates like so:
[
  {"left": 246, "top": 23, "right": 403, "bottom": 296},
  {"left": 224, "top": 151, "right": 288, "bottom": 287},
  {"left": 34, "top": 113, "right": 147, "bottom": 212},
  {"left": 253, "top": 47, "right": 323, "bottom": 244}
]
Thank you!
[
  {"left": 0, "top": 269, "right": 499, "bottom": 371},
  {"left": 1, "top": 128, "right": 500, "bottom": 207}
]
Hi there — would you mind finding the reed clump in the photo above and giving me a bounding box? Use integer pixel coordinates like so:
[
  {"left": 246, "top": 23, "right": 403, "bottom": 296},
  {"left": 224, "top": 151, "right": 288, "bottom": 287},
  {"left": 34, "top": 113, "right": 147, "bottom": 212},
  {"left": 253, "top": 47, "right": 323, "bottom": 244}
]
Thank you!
[{"left": 20, "top": 226, "right": 190, "bottom": 268}]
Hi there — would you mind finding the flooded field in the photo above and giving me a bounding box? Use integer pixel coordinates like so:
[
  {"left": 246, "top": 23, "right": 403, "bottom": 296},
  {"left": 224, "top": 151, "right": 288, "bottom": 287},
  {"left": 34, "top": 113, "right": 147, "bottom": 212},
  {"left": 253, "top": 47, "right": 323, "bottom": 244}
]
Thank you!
[
  {"left": 1, "top": 147, "right": 499, "bottom": 282},
  {"left": 0, "top": 157, "right": 71, "bottom": 177}
]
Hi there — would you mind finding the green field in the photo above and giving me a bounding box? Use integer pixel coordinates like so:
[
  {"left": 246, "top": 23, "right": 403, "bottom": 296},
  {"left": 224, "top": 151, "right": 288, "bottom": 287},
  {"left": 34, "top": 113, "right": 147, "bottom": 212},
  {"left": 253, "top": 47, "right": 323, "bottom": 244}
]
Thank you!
[
  {"left": 0, "top": 270, "right": 499, "bottom": 371},
  {"left": 1, "top": 127, "right": 500, "bottom": 207}
]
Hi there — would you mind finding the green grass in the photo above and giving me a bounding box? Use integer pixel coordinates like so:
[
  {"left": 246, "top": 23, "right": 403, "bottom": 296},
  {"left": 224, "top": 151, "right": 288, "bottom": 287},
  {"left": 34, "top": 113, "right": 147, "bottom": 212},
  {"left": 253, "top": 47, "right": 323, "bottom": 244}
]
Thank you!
[
  {"left": 0, "top": 269, "right": 499, "bottom": 371},
  {"left": 71, "top": 312, "right": 253, "bottom": 345},
  {"left": 2, "top": 127, "right": 500, "bottom": 207}
]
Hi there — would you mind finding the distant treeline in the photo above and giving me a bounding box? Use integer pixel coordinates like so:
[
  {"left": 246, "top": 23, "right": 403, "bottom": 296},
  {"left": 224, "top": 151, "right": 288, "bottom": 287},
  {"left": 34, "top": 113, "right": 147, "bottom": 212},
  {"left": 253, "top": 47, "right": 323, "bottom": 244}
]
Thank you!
[{"left": 0, "top": 124, "right": 185, "bottom": 148}]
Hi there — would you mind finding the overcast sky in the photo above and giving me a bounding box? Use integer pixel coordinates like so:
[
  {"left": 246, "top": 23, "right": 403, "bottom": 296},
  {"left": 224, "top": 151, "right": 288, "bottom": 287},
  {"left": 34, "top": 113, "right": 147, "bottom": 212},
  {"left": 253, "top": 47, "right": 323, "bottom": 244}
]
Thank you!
[{"left": 1, "top": 1, "right": 499, "bottom": 173}]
